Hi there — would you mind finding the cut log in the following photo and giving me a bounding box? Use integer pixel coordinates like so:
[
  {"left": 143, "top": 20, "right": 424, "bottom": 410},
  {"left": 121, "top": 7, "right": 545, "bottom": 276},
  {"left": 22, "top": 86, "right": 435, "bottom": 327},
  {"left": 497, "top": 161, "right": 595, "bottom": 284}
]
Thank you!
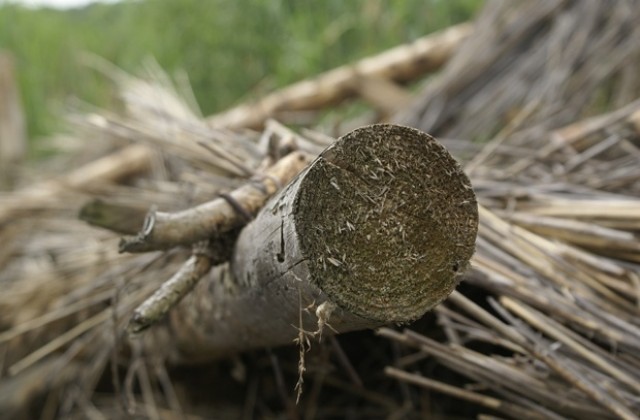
[
  {"left": 169, "top": 124, "right": 478, "bottom": 360},
  {"left": 206, "top": 24, "right": 471, "bottom": 130}
]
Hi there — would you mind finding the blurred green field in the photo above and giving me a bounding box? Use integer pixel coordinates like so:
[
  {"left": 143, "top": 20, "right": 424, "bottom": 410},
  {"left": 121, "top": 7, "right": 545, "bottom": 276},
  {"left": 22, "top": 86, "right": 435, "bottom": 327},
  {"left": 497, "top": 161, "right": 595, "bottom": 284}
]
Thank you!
[{"left": 0, "top": 0, "right": 481, "bottom": 143}]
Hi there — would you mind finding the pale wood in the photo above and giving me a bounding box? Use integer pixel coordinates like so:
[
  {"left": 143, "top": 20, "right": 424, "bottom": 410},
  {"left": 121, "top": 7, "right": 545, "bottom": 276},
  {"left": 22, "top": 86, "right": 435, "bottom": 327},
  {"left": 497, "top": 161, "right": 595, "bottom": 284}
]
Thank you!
[
  {"left": 166, "top": 124, "right": 478, "bottom": 360},
  {"left": 128, "top": 253, "right": 213, "bottom": 333},
  {"left": 206, "top": 24, "right": 471, "bottom": 130},
  {"left": 0, "top": 144, "right": 152, "bottom": 224},
  {"left": 119, "top": 151, "right": 313, "bottom": 252},
  {"left": 353, "top": 75, "right": 413, "bottom": 116},
  {"left": 385, "top": 366, "right": 545, "bottom": 420}
]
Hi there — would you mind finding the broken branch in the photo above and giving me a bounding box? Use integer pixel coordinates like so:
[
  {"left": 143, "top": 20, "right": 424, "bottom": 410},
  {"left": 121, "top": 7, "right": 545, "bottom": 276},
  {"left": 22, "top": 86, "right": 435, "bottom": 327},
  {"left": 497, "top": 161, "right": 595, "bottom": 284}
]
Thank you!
[
  {"left": 167, "top": 124, "right": 478, "bottom": 359},
  {"left": 119, "top": 151, "right": 312, "bottom": 253}
]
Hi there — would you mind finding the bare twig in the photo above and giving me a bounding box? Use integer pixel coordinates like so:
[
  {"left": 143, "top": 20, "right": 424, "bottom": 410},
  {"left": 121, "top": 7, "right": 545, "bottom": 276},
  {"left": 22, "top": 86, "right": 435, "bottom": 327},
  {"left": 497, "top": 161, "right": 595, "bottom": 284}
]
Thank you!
[
  {"left": 119, "top": 151, "right": 312, "bottom": 253},
  {"left": 127, "top": 249, "right": 214, "bottom": 334},
  {"left": 207, "top": 24, "right": 471, "bottom": 130}
]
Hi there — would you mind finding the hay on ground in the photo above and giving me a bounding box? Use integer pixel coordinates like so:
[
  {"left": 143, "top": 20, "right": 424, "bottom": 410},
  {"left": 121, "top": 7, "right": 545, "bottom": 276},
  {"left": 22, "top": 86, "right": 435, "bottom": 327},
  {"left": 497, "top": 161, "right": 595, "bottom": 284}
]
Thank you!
[{"left": 1, "top": 1, "right": 640, "bottom": 418}]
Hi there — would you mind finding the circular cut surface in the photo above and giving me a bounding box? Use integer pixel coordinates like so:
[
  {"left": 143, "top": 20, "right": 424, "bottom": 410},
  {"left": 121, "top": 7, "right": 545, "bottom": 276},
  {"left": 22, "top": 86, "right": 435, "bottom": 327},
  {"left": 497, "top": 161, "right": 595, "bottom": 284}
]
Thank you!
[{"left": 294, "top": 124, "right": 478, "bottom": 322}]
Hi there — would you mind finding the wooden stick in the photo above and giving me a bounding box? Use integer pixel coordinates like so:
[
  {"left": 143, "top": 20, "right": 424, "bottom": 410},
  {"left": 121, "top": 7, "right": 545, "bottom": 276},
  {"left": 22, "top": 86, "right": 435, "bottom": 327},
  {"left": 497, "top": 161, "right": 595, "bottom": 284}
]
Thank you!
[
  {"left": 490, "top": 299, "right": 640, "bottom": 420},
  {"left": 119, "top": 151, "right": 312, "bottom": 253},
  {"left": 501, "top": 297, "right": 640, "bottom": 394},
  {"left": 206, "top": 24, "right": 471, "bottom": 130},
  {"left": 385, "top": 367, "right": 546, "bottom": 420},
  {"left": 128, "top": 252, "right": 213, "bottom": 333},
  {"left": 0, "top": 144, "right": 152, "bottom": 225},
  {"left": 165, "top": 125, "right": 478, "bottom": 359},
  {"left": 79, "top": 199, "right": 149, "bottom": 235}
]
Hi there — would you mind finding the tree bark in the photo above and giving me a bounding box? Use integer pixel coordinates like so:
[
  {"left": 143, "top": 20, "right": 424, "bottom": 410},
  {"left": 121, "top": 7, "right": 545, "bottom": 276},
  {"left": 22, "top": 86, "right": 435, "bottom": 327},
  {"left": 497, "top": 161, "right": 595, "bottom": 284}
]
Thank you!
[{"left": 168, "top": 124, "right": 478, "bottom": 361}]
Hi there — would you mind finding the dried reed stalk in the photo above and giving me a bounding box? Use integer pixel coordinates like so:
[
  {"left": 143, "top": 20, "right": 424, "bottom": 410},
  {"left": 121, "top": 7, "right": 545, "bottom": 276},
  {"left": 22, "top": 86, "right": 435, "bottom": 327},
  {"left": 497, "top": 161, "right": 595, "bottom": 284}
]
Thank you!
[
  {"left": 3, "top": 1, "right": 640, "bottom": 417},
  {"left": 206, "top": 23, "right": 471, "bottom": 130}
]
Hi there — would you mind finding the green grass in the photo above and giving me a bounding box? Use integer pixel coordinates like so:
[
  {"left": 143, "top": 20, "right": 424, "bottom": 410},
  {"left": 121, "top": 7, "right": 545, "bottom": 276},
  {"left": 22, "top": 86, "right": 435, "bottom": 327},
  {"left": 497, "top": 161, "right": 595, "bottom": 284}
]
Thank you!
[{"left": 0, "top": 0, "right": 482, "bottom": 144}]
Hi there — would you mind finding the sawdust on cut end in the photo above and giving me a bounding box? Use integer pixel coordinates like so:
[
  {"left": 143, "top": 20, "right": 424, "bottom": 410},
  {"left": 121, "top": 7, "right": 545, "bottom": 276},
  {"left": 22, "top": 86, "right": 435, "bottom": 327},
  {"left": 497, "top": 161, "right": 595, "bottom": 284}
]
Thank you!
[{"left": 294, "top": 124, "right": 478, "bottom": 323}]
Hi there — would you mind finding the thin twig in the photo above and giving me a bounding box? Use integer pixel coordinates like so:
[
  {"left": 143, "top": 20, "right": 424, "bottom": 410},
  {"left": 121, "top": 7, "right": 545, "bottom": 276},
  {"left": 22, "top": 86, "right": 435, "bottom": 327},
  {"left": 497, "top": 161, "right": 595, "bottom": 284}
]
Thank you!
[
  {"left": 119, "top": 151, "right": 311, "bottom": 253},
  {"left": 127, "top": 250, "right": 213, "bottom": 334}
]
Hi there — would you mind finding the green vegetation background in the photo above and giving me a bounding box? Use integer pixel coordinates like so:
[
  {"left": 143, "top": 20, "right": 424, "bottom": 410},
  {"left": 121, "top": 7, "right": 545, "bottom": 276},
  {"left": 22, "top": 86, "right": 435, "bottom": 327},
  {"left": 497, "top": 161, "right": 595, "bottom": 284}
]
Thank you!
[{"left": 0, "top": 0, "right": 481, "bottom": 144}]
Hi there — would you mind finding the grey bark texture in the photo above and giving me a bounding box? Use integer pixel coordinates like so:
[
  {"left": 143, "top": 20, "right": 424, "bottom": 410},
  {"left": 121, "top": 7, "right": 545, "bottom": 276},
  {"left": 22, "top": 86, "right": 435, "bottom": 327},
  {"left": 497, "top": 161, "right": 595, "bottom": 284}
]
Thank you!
[{"left": 168, "top": 124, "right": 478, "bottom": 361}]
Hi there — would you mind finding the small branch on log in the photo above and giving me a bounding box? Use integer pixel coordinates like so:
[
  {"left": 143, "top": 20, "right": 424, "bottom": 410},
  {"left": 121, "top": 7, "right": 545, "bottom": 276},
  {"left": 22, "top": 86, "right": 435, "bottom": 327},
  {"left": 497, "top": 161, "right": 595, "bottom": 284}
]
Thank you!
[
  {"left": 206, "top": 24, "right": 471, "bottom": 130},
  {"left": 129, "top": 247, "right": 208, "bottom": 333},
  {"left": 119, "top": 151, "right": 312, "bottom": 253},
  {"left": 166, "top": 124, "right": 478, "bottom": 360},
  {"left": 79, "top": 199, "right": 149, "bottom": 235},
  {"left": 128, "top": 229, "right": 242, "bottom": 333}
]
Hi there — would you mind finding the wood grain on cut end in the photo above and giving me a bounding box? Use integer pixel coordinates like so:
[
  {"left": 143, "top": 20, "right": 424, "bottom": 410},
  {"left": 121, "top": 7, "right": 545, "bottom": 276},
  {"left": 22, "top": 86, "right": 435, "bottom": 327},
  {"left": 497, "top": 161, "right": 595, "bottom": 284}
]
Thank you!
[{"left": 295, "top": 124, "right": 478, "bottom": 322}]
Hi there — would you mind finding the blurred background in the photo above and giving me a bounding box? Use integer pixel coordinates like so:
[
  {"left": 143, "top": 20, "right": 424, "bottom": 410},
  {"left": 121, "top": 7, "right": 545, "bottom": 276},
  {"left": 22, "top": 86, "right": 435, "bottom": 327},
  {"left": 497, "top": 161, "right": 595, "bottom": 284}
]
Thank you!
[{"left": 0, "top": 0, "right": 481, "bottom": 152}]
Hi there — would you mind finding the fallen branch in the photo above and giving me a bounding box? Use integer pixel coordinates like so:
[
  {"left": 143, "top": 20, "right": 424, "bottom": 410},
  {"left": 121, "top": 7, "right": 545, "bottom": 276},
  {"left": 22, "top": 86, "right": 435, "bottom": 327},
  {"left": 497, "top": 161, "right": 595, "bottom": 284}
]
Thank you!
[
  {"left": 206, "top": 24, "right": 471, "bottom": 130},
  {"left": 165, "top": 124, "right": 478, "bottom": 359},
  {"left": 128, "top": 249, "right": 213, "bottom": 333},
  {"left": 0, "top": 144, "right": 152, "bottom": 225},
  {"left": 119, "top": 151, "right": 312, "bottom": 253}
]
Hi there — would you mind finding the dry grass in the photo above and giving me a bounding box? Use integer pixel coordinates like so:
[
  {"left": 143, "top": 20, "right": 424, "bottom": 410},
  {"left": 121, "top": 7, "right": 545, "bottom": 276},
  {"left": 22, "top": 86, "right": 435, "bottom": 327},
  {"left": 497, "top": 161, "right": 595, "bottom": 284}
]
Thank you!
[{"left": 1, "top": 1, "right": 640, "bottom": 418}]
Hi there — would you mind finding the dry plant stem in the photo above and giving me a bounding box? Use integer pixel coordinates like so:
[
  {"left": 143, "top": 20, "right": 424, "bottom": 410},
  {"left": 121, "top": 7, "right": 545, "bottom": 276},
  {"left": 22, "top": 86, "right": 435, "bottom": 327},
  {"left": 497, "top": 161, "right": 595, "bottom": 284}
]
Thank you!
[
  {"left": 170, "top": 124, "right": 478, "bottom": 360},
  {"left": 8, "top": 310, "right": 111, "bottom": 375},
  {"left": 0, "top": 144, "right": 152, "bottom": 224},
  {"left": 119, "top": 151, "right": 312, "bottom": 253},
  {"left": 500, "top": 297, "right": 640, "bottom": 394},
  {"left": 384, "top": 367, "right": 546, "bottom": 420},
  {"left": 503, "top": 212, "right": 640, "bottom": 255},
  {"left": 492, "top": 306, "right": 640, "bottom": 420},
  {"left": 0, "top": 289, "right": 114, "bottom": 344},
  {"left": 552, "top": 97, "right": 640, "bottom": 144},
  {"left": 79, "top": 199, "right": 148, "bottom": 235},
  {"left": 461, "top": 289, "right": 640, "bottom": 420},
  {"left": 378, "top": 328, "right": 608, "bottom": 419},
  {"left": 207, "top": 24, "right": 471, "bottom": 129}
]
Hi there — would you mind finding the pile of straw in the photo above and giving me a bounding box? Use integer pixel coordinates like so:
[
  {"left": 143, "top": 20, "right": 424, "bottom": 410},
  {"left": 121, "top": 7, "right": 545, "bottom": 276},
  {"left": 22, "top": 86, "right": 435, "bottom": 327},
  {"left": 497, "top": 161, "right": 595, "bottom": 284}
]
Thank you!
[
  {"left": 386, "top": 1, "right": 640, "bottom": 418},
  {"left": 1, "top": 1, "right": 639, "bottom": 418}
]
